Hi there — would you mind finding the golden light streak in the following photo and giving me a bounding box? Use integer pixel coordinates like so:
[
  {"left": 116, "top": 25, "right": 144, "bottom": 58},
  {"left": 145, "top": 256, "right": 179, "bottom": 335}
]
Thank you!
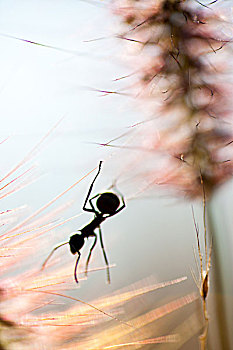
[
  {"left": 18, "top": 199, "right": 76, "bottom": 234},
  {"left": 89, "top": 276, "right": 187, "bottom": 310},
  {"left": 4, "top": 165, "right": 98, "bottom": 236},
  {"left": 0, "top": 174, "right": 37, "bottom": 201},
  {"left": 0, "top": 165, "right": 35, "bottom": 193},
  {"left": 77, "top": 293, "right": 198, "bottom": 349},
  {"left": 1, "top": 212, "right": 82, "bottom": 242},
  {"left": 92, "top": 334, "right": 179, "bottom": 349},
  {"left": 160, "top": 312, "right": 203, "bottom": 350}
]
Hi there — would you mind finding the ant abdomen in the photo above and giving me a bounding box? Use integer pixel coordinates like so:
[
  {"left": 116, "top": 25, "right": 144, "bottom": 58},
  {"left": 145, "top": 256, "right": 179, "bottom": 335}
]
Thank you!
[
  {"left": 97, "top": 192, "right": 120, "bottom": 215},
  {"left": 69, "top": 234, "right": 85, "bottom": 254}
]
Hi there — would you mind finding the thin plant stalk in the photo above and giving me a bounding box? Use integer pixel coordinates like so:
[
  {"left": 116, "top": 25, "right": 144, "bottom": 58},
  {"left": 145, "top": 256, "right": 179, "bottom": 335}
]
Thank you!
[
  {"left": 192, "top": 174, "right": 213, "bottom": 350},
  {"left": 206, "top": 202, "right": 231, "bottom": 350}
]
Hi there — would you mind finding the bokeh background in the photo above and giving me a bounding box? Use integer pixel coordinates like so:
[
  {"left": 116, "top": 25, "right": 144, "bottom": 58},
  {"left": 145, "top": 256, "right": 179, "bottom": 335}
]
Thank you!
[{"left": 0, "top": 1, "right": 233, "bottom": 349}]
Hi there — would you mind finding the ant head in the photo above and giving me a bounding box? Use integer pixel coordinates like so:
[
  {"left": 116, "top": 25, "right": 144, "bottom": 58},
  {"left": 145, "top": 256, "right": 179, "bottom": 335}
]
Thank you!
[
  {"left": 96, "top": 192, "right": 120, "bottom": 214},
  {"left": 69, "top": 234, "right": 85, "bottom": 254}
]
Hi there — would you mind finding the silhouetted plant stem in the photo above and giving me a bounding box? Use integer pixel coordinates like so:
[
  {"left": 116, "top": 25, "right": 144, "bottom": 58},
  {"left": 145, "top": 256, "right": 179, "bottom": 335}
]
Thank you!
[{"left": 207, "top": 200, "right": 231, "bottom": 350}]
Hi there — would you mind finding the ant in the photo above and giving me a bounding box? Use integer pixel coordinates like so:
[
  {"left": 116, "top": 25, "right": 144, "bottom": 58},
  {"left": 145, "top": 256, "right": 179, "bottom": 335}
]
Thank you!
[{"left": 42, "top": 161, "right": 126, "bottom": 284}]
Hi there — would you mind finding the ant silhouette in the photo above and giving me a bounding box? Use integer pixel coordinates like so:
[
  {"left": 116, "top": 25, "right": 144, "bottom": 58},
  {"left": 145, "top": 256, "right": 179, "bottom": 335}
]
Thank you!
[{"left": 42, "top": 161, "right": 126, "bottom": 284}]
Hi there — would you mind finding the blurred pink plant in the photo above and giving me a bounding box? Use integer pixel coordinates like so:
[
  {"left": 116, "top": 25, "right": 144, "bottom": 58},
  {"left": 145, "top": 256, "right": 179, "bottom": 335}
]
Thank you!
[
  {"left": 110, "top": 1, "right": 233, "bottom": 349},
  {"left": 112, "top": 0, "right": 233, "bottom": 199}
]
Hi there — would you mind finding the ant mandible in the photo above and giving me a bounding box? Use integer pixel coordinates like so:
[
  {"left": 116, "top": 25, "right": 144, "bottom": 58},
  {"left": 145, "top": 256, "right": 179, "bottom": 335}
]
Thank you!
[{"left": 42, "top": 161, "right": 126, "bottom": 284}]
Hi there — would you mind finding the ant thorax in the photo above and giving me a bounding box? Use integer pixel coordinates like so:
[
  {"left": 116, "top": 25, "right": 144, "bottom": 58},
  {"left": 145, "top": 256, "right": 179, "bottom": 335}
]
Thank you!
[{"left": 80, "top": 215, "right": 106, "bottom": 238}]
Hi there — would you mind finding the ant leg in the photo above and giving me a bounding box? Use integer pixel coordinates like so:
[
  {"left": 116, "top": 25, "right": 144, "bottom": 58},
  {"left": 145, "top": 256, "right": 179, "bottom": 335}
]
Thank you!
[
  {"left": 114, "top": 196, "right": 126, "bottom": 214},
  {"left": 85, "top": 233, "right": 97, "bottom": 277},
  {"left": 83, "top": 161, "right": 102, "bottom": 213},
  {"left": 89, "top": 194, "right": 101, "bottom": 212},
  {"left": 41, "top": 242, "right": 69, "bottom": 270},
  {"left": 108, "top": 196, "right": 126, "bottom": 217},
  {"left": 74, "top": 252, "right": 81, "bottom": 284},
  {"left": 98, "top": 227, "right": 110, "bottom": 284},
  {"left": 109, "top": 187, "right": 126, "bottom": 216}
]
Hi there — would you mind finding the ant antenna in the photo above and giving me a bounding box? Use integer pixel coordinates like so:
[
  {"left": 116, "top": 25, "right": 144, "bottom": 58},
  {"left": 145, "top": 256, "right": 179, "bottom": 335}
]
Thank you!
[
  {"left": 74, "top": 252, "right": 81, "bottom": 283},
  {"left": 41, "top": 242, "right": 69, "bottom": 270},
  {"left": 107, "top": 178, "right": 117, "bottom": 191}
]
